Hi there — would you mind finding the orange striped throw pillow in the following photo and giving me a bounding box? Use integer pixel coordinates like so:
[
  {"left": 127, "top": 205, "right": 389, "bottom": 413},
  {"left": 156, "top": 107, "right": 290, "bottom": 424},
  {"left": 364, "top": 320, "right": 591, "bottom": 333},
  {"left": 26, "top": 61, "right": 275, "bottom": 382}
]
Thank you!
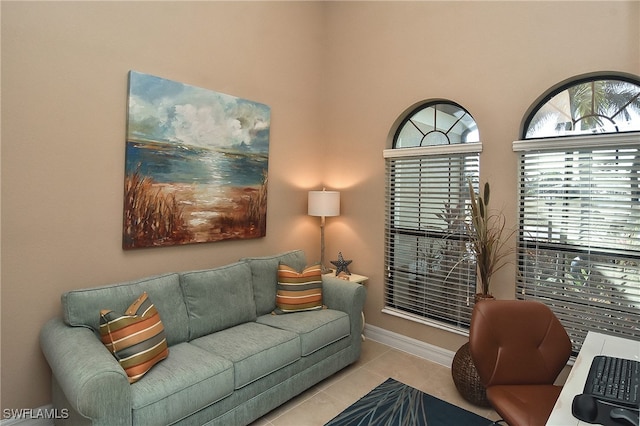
[
  {"left": 99, "top": 292, "right": 169, "bottom": 383},
  {"left": 275, "top": 263, "right": 324, "bottom": 314}
]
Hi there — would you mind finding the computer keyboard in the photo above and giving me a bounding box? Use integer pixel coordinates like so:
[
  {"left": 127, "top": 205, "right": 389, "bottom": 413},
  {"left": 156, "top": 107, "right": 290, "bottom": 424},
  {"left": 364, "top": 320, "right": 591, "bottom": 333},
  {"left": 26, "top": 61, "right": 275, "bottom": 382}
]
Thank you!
[{"left": 584, "top": 355, "right": 640, "bottom": 409}]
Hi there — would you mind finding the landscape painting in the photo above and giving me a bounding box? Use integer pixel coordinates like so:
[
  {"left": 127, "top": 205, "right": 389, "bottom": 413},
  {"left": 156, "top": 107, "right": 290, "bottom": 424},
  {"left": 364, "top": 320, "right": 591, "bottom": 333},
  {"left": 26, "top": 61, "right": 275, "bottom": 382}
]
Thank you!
[{"left": 123, "top": 71, "right": 270, "bottom": 249}]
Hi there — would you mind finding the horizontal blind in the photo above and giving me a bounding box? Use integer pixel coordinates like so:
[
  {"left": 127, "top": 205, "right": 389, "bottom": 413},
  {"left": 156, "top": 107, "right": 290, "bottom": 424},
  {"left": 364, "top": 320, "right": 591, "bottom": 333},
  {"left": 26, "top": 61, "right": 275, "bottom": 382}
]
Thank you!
[
  {"left": 384, "top": 151, "right": 479, "bottom": 332},
  {"left": 516, "top": 135, "right": 640, "bottom": 352}
]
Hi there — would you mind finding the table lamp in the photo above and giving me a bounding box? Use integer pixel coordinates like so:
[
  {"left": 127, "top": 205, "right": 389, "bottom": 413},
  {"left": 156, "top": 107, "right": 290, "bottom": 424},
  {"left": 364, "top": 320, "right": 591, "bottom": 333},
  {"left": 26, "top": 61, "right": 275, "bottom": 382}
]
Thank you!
[{"left": 308, "top": 189, "right": 340, "bottom": 274}]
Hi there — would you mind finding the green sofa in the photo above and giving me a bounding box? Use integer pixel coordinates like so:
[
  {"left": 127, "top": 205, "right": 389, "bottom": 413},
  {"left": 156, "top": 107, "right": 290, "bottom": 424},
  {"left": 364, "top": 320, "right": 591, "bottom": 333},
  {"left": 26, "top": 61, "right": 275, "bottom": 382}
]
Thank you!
[{"left": 40, "top": 250, "right": 366, "bottom": 425}]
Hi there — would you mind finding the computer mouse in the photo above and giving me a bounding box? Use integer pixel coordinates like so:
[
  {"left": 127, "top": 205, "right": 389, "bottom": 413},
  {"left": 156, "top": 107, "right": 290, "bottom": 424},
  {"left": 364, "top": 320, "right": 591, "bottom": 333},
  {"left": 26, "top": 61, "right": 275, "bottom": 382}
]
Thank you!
[
  {"left": 572, "top": 394, "right": 598, "bottom": 422},
  {"left": 610, "top": 407, "right": 639, "bottom": 426}
]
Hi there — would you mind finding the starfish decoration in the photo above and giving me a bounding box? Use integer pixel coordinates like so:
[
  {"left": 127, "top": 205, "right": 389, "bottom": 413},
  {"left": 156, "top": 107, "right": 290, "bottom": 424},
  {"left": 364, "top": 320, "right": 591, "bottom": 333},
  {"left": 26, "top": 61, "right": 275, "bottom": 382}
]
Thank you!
[{"left": 331, "top": 252, "right": 352, "bottom": 276}]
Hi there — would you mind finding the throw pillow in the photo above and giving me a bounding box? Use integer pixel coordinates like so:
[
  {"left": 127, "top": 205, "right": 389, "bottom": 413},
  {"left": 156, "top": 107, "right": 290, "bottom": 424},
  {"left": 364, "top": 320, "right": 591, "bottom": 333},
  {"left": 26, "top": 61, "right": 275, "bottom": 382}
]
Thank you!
[
  {"left": 275, "top": 263, "right": 324, "bottom": 314},
  {"left": 99, "top": 292, "right": 169, "bottom": 383}
]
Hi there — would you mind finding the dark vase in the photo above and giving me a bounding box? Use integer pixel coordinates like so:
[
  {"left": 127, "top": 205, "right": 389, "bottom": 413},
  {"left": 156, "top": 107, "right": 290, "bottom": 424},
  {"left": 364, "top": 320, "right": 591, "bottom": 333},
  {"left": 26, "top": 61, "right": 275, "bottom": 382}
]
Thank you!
[{"left": 474, "top": 293, "right": 495, "bottom": 304}]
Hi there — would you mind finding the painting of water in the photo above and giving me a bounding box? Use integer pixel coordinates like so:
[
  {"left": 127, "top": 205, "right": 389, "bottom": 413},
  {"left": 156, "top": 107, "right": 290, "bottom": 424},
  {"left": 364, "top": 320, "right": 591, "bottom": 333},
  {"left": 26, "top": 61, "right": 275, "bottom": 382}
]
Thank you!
[{"left": 123, "top": 71, "right": 270, "bottom": 249}]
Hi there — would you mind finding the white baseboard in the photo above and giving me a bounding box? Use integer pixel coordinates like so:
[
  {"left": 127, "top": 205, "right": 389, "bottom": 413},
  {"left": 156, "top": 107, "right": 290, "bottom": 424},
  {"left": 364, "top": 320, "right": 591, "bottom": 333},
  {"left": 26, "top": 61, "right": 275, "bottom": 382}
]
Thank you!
[{"left": 363, "top": 324, "right": 456, "bottom": 368}]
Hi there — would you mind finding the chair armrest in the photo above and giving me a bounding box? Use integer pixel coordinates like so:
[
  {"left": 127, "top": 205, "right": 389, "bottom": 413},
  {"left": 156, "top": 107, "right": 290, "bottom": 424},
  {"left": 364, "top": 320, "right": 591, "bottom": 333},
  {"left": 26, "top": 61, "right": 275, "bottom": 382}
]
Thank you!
[
  {"left": 322, "top": 275, "right": 366, "bottom": 337},
  {"left": 40, "top": 318, "right": 132, "bottom": 426}
]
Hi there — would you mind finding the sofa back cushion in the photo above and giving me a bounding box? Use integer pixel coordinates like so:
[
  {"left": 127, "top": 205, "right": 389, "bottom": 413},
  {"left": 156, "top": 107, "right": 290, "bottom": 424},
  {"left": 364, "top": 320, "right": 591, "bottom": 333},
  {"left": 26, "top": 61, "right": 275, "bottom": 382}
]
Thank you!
[
  {"left": 180, "top": 262, "right": 257, "bottom": 340},
  {"left": 241, "top": 250, "right": 307, "bottom": 316},
  {"left": 62, "top": 273, "right": 189, "bottom": 346}
]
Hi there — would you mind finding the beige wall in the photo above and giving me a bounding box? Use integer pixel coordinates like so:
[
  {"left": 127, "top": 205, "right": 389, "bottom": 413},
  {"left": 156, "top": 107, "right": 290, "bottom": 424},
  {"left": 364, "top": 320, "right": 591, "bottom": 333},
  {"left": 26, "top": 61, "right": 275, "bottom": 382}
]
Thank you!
[
  {"left": 1, "top": 1, "right": 326, "bottom": 410},
  {"left": 321, "top": 0, "right": 639, "bottom": 352},
  {"left": 2, "top": 0, "right": 638, "bottom": 412}
]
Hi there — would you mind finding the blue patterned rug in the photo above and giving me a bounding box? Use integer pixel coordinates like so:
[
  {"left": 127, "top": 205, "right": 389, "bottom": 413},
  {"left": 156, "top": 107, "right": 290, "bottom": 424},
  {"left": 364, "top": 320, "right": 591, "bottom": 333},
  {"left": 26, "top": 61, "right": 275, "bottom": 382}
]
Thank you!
[{"left": 325, "top": 378, "right": 491, "bottom": 426}]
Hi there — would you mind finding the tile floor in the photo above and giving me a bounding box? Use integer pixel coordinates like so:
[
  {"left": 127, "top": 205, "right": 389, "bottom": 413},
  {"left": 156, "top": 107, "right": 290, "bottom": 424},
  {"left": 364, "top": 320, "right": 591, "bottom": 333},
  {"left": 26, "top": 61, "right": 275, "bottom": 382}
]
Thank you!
[{"left": 250, "top": 339, "right": 501, "bottom": 426}]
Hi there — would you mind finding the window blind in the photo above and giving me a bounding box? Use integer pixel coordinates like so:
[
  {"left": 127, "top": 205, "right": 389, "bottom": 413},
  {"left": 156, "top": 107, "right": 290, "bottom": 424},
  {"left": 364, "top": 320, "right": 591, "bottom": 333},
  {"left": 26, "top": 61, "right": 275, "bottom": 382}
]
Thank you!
[
  {"left": 514, "top": 133, "right": 640, "bottom": 352},
  {"left": 384, "top": 148, "right": 480, "bottom": 333}
]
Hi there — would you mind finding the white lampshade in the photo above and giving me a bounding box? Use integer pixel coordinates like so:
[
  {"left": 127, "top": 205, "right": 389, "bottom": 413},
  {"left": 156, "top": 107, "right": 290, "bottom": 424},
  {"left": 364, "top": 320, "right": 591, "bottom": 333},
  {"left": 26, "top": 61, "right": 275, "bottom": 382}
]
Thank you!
[{"left": 308, "top": 190, "right": 340, "bottom": 217}]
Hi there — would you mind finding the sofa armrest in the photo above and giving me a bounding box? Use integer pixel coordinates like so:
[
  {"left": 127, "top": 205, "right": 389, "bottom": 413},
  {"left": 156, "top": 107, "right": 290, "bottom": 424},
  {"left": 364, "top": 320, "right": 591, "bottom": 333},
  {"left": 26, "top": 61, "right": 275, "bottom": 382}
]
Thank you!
[
  {"left": 40, "top": 318, "right": 132, "bottom": 426},
  {"left": 322, "top": 275, "right": 366, "bottom": 336}
]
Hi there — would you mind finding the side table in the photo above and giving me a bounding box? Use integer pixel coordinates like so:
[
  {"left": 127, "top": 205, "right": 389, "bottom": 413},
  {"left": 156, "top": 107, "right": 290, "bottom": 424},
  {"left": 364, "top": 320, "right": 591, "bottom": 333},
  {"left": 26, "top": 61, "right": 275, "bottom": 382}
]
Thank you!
[{"left": 324, "top": 272, "right": 368, "bottom": 340}]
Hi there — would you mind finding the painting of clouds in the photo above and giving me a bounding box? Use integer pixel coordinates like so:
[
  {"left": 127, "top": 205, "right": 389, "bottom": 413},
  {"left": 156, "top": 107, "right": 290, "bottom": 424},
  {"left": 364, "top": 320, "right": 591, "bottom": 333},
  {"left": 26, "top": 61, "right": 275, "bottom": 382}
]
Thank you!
[{"left": 123, "top": 71, "right": 270, "bottom": 249}]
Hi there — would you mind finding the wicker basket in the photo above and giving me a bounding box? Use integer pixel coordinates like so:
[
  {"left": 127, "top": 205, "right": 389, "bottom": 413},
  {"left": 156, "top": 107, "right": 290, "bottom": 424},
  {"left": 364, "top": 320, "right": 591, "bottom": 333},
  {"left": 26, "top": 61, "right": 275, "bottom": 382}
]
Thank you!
[{"left": 451, "top": 342, "right": 491, "bottom": 407}]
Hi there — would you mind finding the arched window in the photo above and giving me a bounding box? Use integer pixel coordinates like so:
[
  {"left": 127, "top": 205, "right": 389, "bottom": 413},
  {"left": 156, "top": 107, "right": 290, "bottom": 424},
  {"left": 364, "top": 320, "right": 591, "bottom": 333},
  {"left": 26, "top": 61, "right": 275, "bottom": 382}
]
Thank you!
[
  {"left": 384, "top": 100, "right": 481, "bottom": 332},
  {"left": 394, "top": 101, "right": 480, "bottom": 147},
  {"left": 523, "top": 74, "right": 640, "bottom": 138},
  {"left": 514, "top": 73, "right": 640, "bottom": 352}
]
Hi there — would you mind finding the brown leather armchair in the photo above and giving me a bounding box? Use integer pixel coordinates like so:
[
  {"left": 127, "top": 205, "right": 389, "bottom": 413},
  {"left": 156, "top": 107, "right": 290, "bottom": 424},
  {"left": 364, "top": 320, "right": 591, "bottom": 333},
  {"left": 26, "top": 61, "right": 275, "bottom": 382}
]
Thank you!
[{"left": 469, "top": 300, "right": 572, "bottom": 426}]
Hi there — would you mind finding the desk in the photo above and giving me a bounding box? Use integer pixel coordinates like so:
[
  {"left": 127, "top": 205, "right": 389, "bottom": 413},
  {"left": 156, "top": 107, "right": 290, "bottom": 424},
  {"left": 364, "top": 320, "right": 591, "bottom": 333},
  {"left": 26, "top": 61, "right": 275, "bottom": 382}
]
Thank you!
[{"left": 546, "top": 332, "right": 640, "bottom": 426}]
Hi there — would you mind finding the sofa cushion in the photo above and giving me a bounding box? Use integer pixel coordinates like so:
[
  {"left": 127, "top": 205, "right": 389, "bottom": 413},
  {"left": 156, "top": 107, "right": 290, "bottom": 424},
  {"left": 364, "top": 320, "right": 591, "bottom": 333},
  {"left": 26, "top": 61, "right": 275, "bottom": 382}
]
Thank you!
[
  {"left": 257, "top": 309, "right": 350, "bottom": 356},
  {"left": 99, "top": 292, "right": 169, "bottom": 383},
  {"left": 63, "top": 273, "right": 189, "bottom": 346},
  {"left": 180, "top": 262, "right": 257, "bottom": 340},
  {"left": 190, "top": 322, "right": 300, "bottom": 389},
  {"left": 241, "top": 250, "right": 307, "bottom": 316},
  {"left": 131, "top": 342, "right": 234, "bottom": 425},
  {"left": 275, "top": 263, "right": 323, "bottom": 314}
]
